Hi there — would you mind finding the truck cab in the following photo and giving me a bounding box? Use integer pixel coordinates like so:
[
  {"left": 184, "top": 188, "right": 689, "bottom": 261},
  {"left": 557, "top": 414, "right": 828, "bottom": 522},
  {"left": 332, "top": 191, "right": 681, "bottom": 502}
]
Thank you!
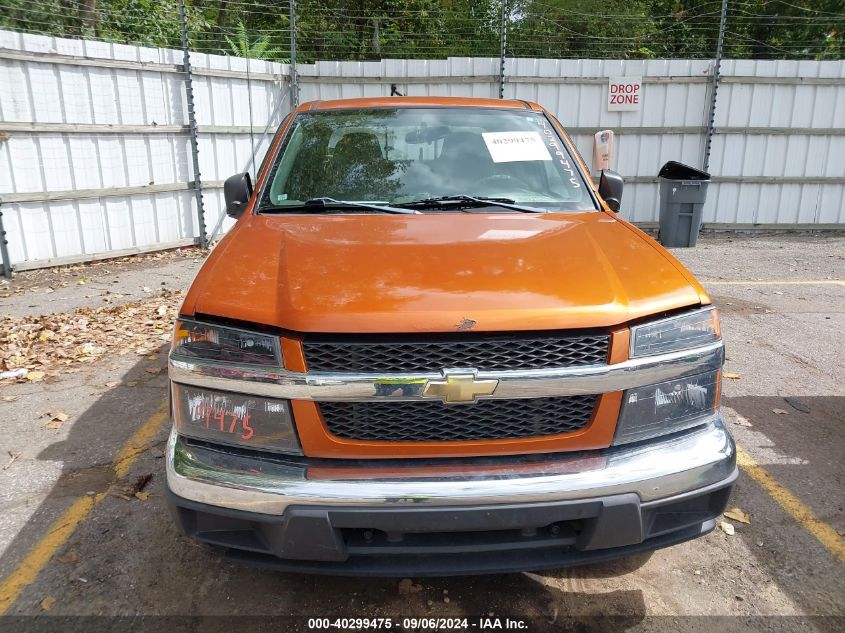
[{"left": 166, "top": 97, "right": 736, "bottom": 575}]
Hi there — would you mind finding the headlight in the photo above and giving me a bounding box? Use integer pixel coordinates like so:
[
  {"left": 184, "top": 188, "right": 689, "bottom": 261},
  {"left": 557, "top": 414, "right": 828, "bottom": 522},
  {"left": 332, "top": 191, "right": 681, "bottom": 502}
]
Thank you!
[
  {"left": 172, "top": 383, "right": 302, "bottom": 454},
  {"left": 630, "top": 307, "right": 720, "bottom": 358},
  {"left": 613, "top": 370, "right": 720, "bottom": 445},
  {"left": 171, "top": 319, "right": 281, "bottom": 366}
]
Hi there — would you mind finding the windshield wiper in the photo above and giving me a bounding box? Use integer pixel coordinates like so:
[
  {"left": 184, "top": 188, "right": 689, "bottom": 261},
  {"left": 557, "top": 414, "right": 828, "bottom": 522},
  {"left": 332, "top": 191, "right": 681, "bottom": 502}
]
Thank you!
[
  {"left": 395, "top": 195, "right": 547, "bottom": 213},
  {"left": 262, "top": 197, "right": 420, "bottom": 215}
]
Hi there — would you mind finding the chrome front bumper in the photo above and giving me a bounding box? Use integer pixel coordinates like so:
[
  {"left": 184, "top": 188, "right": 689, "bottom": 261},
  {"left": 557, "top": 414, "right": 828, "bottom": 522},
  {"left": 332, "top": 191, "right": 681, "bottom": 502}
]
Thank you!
[{"left": 166, "top": 416, "right": 736, "bottom": 516}]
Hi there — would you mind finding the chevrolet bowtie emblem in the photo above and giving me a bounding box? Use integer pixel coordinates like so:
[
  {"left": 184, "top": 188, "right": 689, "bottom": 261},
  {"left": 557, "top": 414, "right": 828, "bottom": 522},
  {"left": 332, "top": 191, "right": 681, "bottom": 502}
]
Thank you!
[{"left": 422, "top": 372, "right": 499, "bottom": 404}]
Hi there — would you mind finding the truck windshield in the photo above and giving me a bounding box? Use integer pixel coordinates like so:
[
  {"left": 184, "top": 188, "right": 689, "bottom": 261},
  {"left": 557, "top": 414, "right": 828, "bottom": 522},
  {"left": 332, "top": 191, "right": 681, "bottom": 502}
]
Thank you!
[{"left": 259, "top": 108, "right": 597, "bottom": 212}]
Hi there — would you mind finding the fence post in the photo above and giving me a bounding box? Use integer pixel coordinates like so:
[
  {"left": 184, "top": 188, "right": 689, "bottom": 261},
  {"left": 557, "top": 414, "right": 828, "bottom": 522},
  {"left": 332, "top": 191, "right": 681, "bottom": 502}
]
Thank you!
[
  {"left": 0, "top": 201, "right": 11, "bottom": 278},
  {"left": 178, "top": 0, "right": 208, "bottom": 248},
  {"left": 702, "top": 0, "right": 728, "bottom": 173},
  {"left": 289, "top": 0, "right": 299, "bottom": 107},
  {"left": 498, "top": 0, "right": 508, "bottom": 99}
]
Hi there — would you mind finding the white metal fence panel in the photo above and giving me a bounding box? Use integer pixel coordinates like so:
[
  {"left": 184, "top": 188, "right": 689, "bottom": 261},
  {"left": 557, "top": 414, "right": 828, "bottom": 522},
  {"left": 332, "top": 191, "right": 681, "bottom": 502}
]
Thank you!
[
  {"left": 0, "top": 31, "right": 199, "bottom": 267},
  {"left": 708, "top": 59, "right": 845, "bottom": 225},
  {"left": 1, "top": 28, "right": 843, "bottom": 271},
  {"left": 0, "top": 30, "right": 291, "bottom": 269},
  {"left": 503, "top": 58, "right": 712, "bottom": 223}
]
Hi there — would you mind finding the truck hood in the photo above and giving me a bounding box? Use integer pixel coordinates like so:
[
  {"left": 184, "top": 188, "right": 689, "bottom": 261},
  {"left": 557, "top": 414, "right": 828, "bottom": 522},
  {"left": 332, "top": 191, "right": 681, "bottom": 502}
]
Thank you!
[{"left": 185, "top": 212, "right": 705, "bottom": 333}]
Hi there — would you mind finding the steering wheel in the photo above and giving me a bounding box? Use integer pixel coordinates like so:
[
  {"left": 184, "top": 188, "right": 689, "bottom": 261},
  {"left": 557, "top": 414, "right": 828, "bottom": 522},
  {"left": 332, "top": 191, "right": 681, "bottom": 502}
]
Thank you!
[{"left": 476, "top": 174, "right": 523, "bottom": 189}]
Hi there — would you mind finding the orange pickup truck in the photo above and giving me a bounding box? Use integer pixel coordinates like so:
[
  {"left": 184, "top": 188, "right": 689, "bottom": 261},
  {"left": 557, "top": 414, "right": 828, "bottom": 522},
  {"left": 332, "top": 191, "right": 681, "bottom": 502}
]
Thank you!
[{"left": 166, "top": 97, "right": 736, "bottom": 575}]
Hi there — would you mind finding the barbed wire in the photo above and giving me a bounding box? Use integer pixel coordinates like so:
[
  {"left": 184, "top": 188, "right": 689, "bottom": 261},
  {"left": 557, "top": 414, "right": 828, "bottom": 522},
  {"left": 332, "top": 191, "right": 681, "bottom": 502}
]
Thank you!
[{"left": 0, "top": 0, "right": 840, "bottom": 61}]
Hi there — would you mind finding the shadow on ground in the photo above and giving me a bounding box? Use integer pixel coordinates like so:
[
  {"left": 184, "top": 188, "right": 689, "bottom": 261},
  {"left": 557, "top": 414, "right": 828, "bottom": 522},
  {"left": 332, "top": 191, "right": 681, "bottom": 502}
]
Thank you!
[{"left": 722, "top": 395, "right": 845, "bottom": 623}]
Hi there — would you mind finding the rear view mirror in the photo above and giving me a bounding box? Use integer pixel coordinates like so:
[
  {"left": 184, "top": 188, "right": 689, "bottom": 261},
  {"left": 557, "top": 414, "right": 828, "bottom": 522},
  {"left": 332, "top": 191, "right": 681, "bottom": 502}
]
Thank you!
[
  {"left": 405, "top": 125, "right": 450, "bottom": 144},
  {"left": 224, "top": 172, "right": 253, "bottom": 218},
  {"left": 598, "top": 170, "right": 624, "bottom": 213}
]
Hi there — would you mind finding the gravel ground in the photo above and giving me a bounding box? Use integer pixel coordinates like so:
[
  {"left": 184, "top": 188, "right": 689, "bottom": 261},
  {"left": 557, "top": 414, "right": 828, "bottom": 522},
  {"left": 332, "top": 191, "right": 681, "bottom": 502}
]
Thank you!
[{"left": 0, "top": 234, "right": 843, "bottom": 632}]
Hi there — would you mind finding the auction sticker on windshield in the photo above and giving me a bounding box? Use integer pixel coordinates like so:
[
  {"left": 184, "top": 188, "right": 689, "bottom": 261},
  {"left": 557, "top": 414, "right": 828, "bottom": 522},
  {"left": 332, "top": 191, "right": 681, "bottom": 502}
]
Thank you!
[{"left": 482, "top": 131, "right": 552, "bottom": 163}]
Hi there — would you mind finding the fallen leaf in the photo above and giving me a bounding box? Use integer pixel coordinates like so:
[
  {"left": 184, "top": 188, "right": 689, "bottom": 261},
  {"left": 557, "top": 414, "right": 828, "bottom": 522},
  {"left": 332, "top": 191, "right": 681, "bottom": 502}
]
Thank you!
[
  {"left": 132, "top": 473, "right": 153, "bottom": 494},
  {"left": 26, "top": 371, "right": 46, "bottom": 382},
  {"left": 730, "top": 414, "right": 753, "bottom": 427},
  {"left": 398, "top": 578, "right": 422, "bottom": 595},
  {"left": 134, "top": 491, "right": 150, "bottom": 501},
  {"left": 49, "top": 411, "right": 69, "bottom": 422},
  {"left": 105, "top": 381, "right": 119, "bottom": 388},
  {"left": 723, "top": 373, "right": 741, "bottom": 380},
  {"left": 2, "top": 395, "right": 17, "bottom": 402},
  {"left": 40, "top": 596, "right": 56, "bottom": 611},
  {"left": 2, "top": 451, "right": 21, "bottom": 470},
  {"left": 784, "top": 397, "right": 810, "bottom": 414},
  {"left": 57, "top": 550, "right": 78, "bottom": 564},
  {"left": 79, "top": 342, "right": 104, "bottom": 356},
  {"left": 724, "top": 508, "right": 751, "bottom": 524},
  {"left": 45, "top": 419, "right": 64, "bottom": 430},
  {"left": 718, "top": 521, "right": 735, "bottom": 536},
  {"left": 772, "top": 408, "right": 788, "bottom": 415},
  {"left": 146, "top": 354, "right": 158, "bottom": 361}
]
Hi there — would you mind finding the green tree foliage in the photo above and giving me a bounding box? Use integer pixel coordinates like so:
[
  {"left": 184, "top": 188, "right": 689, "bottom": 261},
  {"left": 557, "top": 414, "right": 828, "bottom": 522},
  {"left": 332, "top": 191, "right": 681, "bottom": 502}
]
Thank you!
[
  {"left": 224, "top": 21, "right": 286, "bottom": 60},
  {"left": 0, "top": 0, "right": 841, "bottom": 61}
]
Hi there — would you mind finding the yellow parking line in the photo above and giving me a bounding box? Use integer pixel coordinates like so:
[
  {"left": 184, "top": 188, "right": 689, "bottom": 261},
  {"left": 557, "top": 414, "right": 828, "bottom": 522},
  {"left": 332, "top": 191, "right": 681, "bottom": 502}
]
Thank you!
[
  {"left": 0, "top": 400, "right": 169, "bottom": 614},
  {"left": 736, "top": 445, "right": 845, "bottom": 565},
  {"left": 704, "top": 280, "right": 845, "bottom": 286}
]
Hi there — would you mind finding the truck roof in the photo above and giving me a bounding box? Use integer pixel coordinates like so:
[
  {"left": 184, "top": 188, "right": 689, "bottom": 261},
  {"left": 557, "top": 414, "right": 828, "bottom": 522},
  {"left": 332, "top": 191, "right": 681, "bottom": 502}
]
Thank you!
[{"left": 295, "top": 96, "right": 543, "bottom": 112}]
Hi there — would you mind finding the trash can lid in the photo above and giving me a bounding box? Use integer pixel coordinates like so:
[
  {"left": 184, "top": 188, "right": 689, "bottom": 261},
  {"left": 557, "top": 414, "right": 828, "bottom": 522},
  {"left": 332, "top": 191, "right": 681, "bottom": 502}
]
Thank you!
[{"left": 658, "top": 161, "right": 710, "bottom": 181}]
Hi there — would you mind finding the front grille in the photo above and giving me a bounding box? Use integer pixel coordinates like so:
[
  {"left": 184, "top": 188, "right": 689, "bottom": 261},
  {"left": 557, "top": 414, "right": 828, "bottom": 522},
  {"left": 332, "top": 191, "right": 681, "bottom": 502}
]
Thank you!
[
  {"left": 318, "top": 396, "right": 598, "bottom": 442},
  {"left": 303, "top": 333, "right": 610, "bottom": 373}
]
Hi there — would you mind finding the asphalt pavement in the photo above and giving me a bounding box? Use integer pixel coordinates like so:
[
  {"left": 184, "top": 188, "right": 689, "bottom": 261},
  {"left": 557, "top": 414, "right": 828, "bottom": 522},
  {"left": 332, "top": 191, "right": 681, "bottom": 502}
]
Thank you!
[{"left": 0, "top": 234, "right": 842, "bottom": 632}]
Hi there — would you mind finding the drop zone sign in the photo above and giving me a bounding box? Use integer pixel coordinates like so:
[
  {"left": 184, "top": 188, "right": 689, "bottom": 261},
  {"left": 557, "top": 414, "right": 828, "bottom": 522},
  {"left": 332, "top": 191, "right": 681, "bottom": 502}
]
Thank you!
[{"left": 608, "top": 76, "right": 642, "bottom": 111}]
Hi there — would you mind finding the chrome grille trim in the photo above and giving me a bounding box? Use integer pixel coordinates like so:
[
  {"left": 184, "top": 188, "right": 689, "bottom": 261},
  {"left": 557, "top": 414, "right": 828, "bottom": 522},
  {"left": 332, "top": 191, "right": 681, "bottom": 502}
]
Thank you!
[{"left": 168, "top": 340, "right": 725, "bottom": 402}]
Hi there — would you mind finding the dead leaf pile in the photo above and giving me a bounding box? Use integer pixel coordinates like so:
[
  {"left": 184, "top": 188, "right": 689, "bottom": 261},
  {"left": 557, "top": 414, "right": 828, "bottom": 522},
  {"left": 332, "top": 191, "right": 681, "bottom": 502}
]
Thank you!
[{"left": 0, "top": 289, "right": 182, "bottom": 378}]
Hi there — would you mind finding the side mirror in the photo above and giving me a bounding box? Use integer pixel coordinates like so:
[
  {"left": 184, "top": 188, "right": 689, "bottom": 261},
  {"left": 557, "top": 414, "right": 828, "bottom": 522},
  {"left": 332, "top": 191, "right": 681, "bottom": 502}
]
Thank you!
[
  {"left": 224, "top": 172, "right": 253, "bottom": 218},
  {"left": 598, "top": 170, "right": 624, "bottom": 213}
]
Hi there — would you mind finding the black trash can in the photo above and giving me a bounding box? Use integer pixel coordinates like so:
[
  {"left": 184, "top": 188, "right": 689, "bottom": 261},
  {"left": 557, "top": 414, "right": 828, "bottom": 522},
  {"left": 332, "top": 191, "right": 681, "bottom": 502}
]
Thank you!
[{"left": 657, "top": 161, "right": 710, "bottom": 248}]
